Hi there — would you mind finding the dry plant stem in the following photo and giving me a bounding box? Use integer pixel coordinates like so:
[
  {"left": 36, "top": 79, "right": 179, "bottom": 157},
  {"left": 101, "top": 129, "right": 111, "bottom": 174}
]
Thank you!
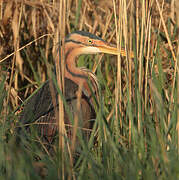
[
  {"left": 121, "top": 0, "right": 130, "bottom": 143},
  {"left": 67, "top": 88, "right": 82, "bottom": 180},
  {"left": 6, "top": 3, "right": 21, "bottom": 115},
  {"left": 128, "top": 0, "right": 133, "bottom": 145},
  {"left": 66, "top": 1, "right": 71, "bottom": 33},
  {"left": 102, "top": 12, "right": 113, "bottom": 39},
  {"left": 15, "top": 4, "right": 23, "bottom": 106},
  {"left": 111, "top": 0, "right": 117, "bottom": 139},
  {"left": 12, "top": 3, "right": 22, "bottom": 107},
  {"left": 139, "top": 0, "right": 145, "bottom": 93},
  {"left": 57, "top": 1, "right": 65, "bottom": 179},
  {"left": 144, "top": 2, "right": 152, "bottom": 109},
  {"left": 112, "top": 0, "right": 121, "bottom": 135},
  {"left": 17, "top": 122, "right": 93, "bottom": 132},
  {"left": 138, "top": 0, "right": 145, "bottom": 132},
  {"left": 143, "top": 0, "right": 151, "bottom": 152},
  {"left": 135, "top": 0, "right": 139, "bottom": 57},
  {"left": 43, "top": 4, "right": 55, "bottom": 32},
  {"left": 79, "top": 2, "right": 87, "bottom": 30},
  {"left": 177, "top": 58, "right": 179, "bottom": 154},
  {"left": 5, "top": 54, "right": 15, "bottom": 119},
  {"left": 45, "top": 35, "right": 50, "bottom": 60},
  {"left": 45, "top": 46, "right": 60, "bottom": 145},
  {"left": 31, "top": 8, "right": 37, "bottom": 46},
  {"left": 58, "top": 1, "right": 75, "bottom": 179},
  {"left": 144, "top": 16, "right": 151, "bottom": 110},
  {"left": 144, "top": 5, "right": 152, "bottom": 152},
  {"left": 37, "top": 136, "right": 51, "bottom": 157},
  {"left": 14, "top": 72, "right": 18, "bottom": 106},
  {"left": 135, "top": 0, "right": 140, "bottom": 132},
  {"left": 175, "top": 0, "right": 179, "bottom": 154},
  {"left": 118, "top": 0, "right": 123, "bottom": 130},
  {"left": 170, "top": 0, "right": 175, "bottom": 35},
  {"left": 92, "top": 54, "right": 103, "bottom": 73},
  {"left": 0, "top": 1, "right": 2, "bottom": 18},
  {"left": 58, "top": 0, "right": 65, "bottom": 150}
]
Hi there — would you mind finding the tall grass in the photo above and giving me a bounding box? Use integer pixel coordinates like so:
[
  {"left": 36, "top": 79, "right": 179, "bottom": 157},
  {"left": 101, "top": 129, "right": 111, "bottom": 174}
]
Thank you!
[{"left": 0, "top": 0, "right": 179, "bottom": 179}]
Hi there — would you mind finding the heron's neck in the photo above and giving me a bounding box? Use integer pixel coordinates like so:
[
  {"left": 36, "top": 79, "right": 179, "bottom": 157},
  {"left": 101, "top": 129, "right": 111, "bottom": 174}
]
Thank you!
[{"left": 64, "top": 46, "right": 93, "bottom": 97}]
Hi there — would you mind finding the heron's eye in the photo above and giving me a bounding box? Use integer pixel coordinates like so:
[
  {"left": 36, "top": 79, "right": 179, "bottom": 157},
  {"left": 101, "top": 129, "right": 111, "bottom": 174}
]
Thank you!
[{"left": 88, "top": 39, "right": 93, "bottom": 44}]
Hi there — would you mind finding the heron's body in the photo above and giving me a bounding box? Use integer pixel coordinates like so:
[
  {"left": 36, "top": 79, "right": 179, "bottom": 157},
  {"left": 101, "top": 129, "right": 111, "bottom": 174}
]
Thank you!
[
  {"left": 19, "top": 31, "right": 128, "bottom": 148},
  {"left": 20, "top": 78, "right": 95, "bottom": 145}
]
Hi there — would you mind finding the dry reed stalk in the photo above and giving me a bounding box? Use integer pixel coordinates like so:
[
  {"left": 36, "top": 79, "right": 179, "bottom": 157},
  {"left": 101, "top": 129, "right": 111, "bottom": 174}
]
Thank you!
[
  {"left": 144, "top": 15, "right": 152, "bottom": 110},
  {"left": 144, "top": 1, "right": 153, "bottom": 110},
  {"left": 113, "top": 0, "right": 122, "bottom": 133},
  {"left": 135, "top": 0, "right": 139, "bottom": 57},
  {"left": 170, "top": 0, "right": 175, "bottom": 35},
  {"left": 138, "top": 0, "right": 145, "bottom": 94},
  {"left": 79, "top": 2, "right": 87, "bottom": 30},
  {"left": 56, "top": 1, "right": 65, "bottom": 179},
  {"left": 144, "top": 4, "right": 152, "bottom": 153},
  {"left": 175, "top": 0, "right": 179, "bottom": 154},
  {"left": 121, "top": 0, "right": 135, "bottom": 145},
  {"left": 119, "top": 0, "right": 129, "bottom": 142},
  {"left": 101, "top": 10, "right": 113, "bottom": 141},
  {"left": 55, "top": 1, "right": 75, "bottom": 179},
  {"left": 5, "top": 2, "right": 22, "bottom": 115},
  {"left": 31, "top": 8, "right": 37, "bottom": 46},
  {"left": 128, "top": 1, "right": 133, "bottom": 106},
  {"left": 135, "top": 0, "right": 140, "bottom": 132},
  {"left": 66, "top": 0, "right": 71, "bottom": 33}
]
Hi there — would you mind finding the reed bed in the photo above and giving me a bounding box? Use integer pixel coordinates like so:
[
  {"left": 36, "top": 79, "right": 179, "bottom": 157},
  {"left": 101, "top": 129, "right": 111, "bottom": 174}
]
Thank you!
[{"left": 0, "top": 0, "right": 179, "bottom": 179}]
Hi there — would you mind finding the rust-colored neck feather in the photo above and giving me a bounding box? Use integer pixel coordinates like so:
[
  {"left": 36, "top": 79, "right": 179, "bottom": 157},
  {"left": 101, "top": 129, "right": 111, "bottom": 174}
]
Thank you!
[{"left": 64, "top": 42, "right": 97, "bottom": 98}]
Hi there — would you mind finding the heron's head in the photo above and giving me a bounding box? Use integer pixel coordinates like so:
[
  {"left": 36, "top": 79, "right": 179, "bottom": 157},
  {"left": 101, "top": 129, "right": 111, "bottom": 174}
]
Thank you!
[{"left": 65, "top": 31, "right": 122, "bottom": 56}]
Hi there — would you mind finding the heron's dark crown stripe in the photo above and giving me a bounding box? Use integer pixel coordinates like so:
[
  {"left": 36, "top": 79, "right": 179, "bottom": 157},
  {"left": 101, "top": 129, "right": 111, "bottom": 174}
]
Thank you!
[
  {"left": 66, "top": 31, "right": 105, "bottom": 42},
  {"left": 65, "top": 39, "right": 91, "bottom": 47}
]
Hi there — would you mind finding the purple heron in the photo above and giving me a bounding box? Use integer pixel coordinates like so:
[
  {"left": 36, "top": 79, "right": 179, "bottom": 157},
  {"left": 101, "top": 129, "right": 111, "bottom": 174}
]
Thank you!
[{"left": 19, "top": 31, "right": 130, "bottom": 147}]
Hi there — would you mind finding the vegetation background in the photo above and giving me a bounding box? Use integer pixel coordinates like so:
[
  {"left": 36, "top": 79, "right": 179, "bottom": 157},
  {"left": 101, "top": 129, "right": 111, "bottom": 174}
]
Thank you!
[{"left": 0, "top": 0, "right": 179, "bottom": 179}]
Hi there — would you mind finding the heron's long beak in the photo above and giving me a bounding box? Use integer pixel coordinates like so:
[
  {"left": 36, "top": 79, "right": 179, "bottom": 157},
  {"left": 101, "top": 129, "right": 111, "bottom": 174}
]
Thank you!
[{"left": 98, "top": 45, "right": 134, "bottom": 58}]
